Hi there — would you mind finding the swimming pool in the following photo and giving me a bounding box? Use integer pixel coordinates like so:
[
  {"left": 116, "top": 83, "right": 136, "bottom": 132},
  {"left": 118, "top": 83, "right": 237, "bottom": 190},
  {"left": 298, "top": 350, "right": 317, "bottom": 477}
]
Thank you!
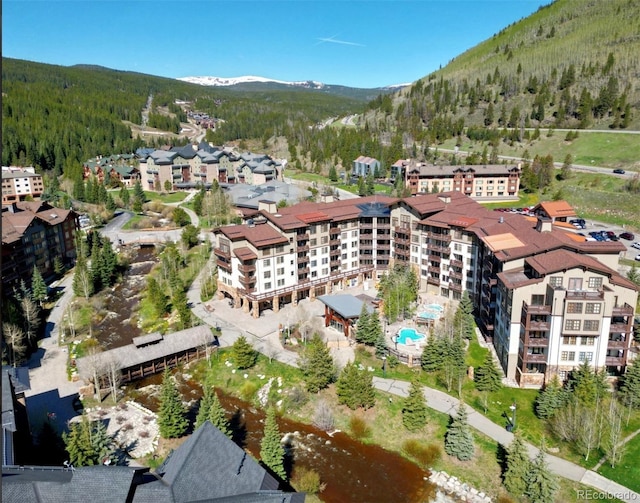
[
  {"left": 396, "top": 327, "right": 427, "bottom": 345},
  {"left": 425, "top": 303, "right": 444, "bottom": 312},
  {"left": 418, "top": 311, "right": 440, "bottom": 320}
]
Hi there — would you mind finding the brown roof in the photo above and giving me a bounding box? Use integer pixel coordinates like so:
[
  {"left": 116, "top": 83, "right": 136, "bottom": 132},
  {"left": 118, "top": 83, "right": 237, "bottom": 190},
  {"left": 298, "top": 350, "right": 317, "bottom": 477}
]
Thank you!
[
  {"left": 234, "top": 247, "right": 258, "bottom": 260},
  {"left": 535, "top": 200, "right": 576, "bottom": 218},
  {"left": 218, "top": 222, "right": 288, "bottom": 249},
  {"left": 297, "top": 211, "right": 331, "bottom": 223}
]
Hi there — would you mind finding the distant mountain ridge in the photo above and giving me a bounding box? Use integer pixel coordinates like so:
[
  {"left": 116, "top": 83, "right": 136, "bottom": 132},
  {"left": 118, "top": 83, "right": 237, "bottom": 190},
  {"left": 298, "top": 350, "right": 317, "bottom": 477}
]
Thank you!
[{"left": 178, "top": 75, "right": 326, "bottom": 88}]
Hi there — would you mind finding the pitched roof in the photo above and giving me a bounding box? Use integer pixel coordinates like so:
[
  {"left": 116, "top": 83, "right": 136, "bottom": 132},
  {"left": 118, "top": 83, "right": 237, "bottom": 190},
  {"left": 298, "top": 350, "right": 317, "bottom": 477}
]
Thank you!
[
  {"left": 218, "top": 222, "right": 289, "bottom": 249},
  {"left": 318, "top": 294, "right": 373, "bottom": 319},
  {"left": 534, "top": 200, "right": 576, "bottom": 218},
  {"left": 136, "top": 422, "right": 279, "bottom": 502}
]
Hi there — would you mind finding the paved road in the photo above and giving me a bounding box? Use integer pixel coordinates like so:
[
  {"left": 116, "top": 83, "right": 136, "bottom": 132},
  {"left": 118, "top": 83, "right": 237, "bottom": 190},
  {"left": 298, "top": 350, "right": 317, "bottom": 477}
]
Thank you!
[{"left": 373, "top": 378, "right": 639, "bottom": 503}]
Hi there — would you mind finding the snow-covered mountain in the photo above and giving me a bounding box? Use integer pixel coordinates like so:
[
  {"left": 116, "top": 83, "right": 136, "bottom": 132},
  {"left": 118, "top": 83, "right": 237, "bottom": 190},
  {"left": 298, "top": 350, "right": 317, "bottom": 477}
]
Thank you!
[{"left": 177, "top": 75, "right": 326, "bottom": 89}]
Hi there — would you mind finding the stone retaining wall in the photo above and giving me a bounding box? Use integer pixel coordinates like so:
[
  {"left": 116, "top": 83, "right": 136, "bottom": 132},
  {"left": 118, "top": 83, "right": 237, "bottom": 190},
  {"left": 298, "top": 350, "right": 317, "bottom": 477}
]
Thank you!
[{"left": 429, "top": 470, "right": 492, "bottom": 503}]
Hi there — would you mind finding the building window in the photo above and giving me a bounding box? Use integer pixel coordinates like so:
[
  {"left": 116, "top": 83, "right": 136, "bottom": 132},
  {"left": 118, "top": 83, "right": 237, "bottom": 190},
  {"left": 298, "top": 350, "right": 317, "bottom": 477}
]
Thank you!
[
  {"left": 322, "top": 268, "right": 328, "bottom": 275},
  {"left": 264, "top": 271, "right": 271, "bottom": 279},
  {"left": 264, "top": 282, "right": 271, "bottom": 289},
  {"left": 342, "top": 243, "right": 348, "bottom": 249},
  {"left": 352, "top": 230, "right": 358, "bottom": 237},
  {"left": 549, "top": 276, "right": 563, "bottom": 288},
  {"left": 310, "top": 260, "right": 317, "bottom": 267},
  {"left": 567, "top": 302, "right": 582, "bottom": 314},
  {"left": 321, "top": 236, "right": 328, "bottom": 244},
  {"left": 559, "top": 370, "right": 568, "bottom": 381},
  {"left": 276, "top": 245, "right": 284, "bottom": 253},
  {"left": 585, "top": 303, "right": 601, "bottom": 314},
  {"left": 581, "top": 337, "right": 595, "bottom": 346},
  {"left": 352, "top": 251, "right": 358, "bottom": 257},
  {"left": 562, "top": 336, "right": 577, "bottom": 345},
  {"left": 531, "top": 294, "right": 545, "bottom": 306},
  {"left": 310, "top": 238, "right": 317, "bottom": 246},
  {"left": 578, "top": 352, "right": 593, "bottom": 362},
  {"left": 322, "top": 247, "right": 328, "bottom": 254},
  {"left": 321, "top": 258, "right": 328, "bottom": 265},
  {"left": 276, "top": 256, "right": 284, "bottom": 264},
  {"left": 588, "top": 277, "right": 603, "bottom": 289},
  {"left": 263, "top": 259, "right": 271, "bottom": 267},
  {"left": 342, "top": 253, "right": 348, "bottom": 260},
  {"left": 263, "top": 248, "right": 271, "bottom": 256},
  {"left": 277, "top": 267, "right": 285, "bottom": 275},
  {"left": 311, "top": 249, "right": 317, "bottom": 256},
  {"left": 565, "top": 319, "right": 581, "bottom": 331},
  {"left": 561, "top": 351, "right": 575, "bottom": 361},
  {"left": 568, "top": 277, "right": 583, "bottom": 290},
  {"left": 277, "top": 279, "right": 285, "bottom": 287},
  {"left": 583, "top": 320, "right": 600, "bottom": 331}
]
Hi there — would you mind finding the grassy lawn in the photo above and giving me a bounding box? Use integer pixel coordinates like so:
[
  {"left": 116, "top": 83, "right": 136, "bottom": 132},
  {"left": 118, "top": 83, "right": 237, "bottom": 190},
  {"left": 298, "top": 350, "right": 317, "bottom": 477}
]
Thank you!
[
  {"left": 597, "top": 432, "right": 640, "bottom": 493},
  {"left": 121, "top": 213, "right": 145, "bottom": 230},
  {"left": 144, "top": 190, "right": 188, "bottom": 204}
]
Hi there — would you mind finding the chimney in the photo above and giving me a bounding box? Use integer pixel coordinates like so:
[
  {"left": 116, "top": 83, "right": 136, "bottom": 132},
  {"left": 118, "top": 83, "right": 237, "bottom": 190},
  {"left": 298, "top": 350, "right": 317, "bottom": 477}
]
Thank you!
[{"left": 536, "top": 216, "right": 553, "bottom": 233}]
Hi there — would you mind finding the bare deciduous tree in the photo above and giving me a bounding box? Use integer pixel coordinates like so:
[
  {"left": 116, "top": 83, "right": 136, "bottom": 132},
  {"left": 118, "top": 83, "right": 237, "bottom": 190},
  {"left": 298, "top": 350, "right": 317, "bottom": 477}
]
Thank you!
[
  {"left": 3, "top": 323, "right": 27, "bottom": 367},
  {"left": 106, "top": 356, "right": 121, "bottom": 405},
  {"left": 604, "top": 400, "right": 625, "bottom": 468},
  {"left": 21, "top": 296, "right": 41, "bottom": 346},
  {"left": 82, "top": 345, "right": 107, "bottom": 402},
  {"left": 313, "top": 399, "right": 335, "bottom": 432}
]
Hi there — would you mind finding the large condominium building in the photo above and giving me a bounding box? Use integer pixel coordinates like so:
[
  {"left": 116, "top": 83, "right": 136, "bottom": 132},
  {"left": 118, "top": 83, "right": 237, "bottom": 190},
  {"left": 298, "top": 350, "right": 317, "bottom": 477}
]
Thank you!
[
  {"left": 1, "top": 201, "right": 78, "bottom": 290},
  {"left": 212, "top": 191, "right": 637, "bottom": 388},
  {"left": 392, "top": 159, "right": 521, "bottom": 200},
  {"left": 1, "top": 167, "right": 44, "bottom": 204},
  {"left": 137, "top": 143, "right": 283, "bottom": 191}
]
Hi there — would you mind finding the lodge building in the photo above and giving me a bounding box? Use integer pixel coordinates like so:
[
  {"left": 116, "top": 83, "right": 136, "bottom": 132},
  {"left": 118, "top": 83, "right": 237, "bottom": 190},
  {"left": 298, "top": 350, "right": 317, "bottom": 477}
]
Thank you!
[{"left": 212, "top": 191, "right": 638, "bottom": 388}]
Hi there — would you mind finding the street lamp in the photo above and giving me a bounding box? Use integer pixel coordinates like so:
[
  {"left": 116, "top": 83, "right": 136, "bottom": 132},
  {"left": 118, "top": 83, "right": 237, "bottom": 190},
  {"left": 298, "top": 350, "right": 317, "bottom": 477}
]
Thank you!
[
  {"left": 509, "top": 402, "right": 517, "bottom": 430},
  {"left": 382, "top": 356, "right": 387, "bottom": 378}
]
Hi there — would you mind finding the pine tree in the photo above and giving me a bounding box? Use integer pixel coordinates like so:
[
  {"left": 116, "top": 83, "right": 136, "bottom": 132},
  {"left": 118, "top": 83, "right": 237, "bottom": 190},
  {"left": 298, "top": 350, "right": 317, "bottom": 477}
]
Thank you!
[
  {"left": 232, "top": 335, "right": 257, "bottom": 370},
  {"left": 525, "top": 449, "right": 559, "bottom": 503},
  {"left": 54, "top": 256, "right": 65, "bottom": 277},
  {"left": 119, "top": 186, "right": 130, "bottom": 207},
  {"left": 503, "top": 433, "right": 531, "bottom": 498},
  {"left": 453, "top": 291, "right": 474, "bottom": 339},
  {"left": 157, "top": 369, "right": 188, "bottom": 439},
  {"left": 195, "top": 385, "right": 214, "bottom": 430},
  {"left": 260, "top": 407, "right": 286, "bottom": 480},
  {"left": 336, "top": 362, "right": 376, "bottom": 410},
  {"left": 172, "top": 288, "right": 191, "bottom": 330},
  {"left": 402, "top": 378, "right": 428, "bottom": 432},
  {"left": 569, "top": 360, "right": 608, "bottom": 406},
  {"left": 421, "top": 331, "right": 443, "bottom": 372},
  {"left": 620, "top": 358, "right": 640, "bottom": 409},
  {"left": 31, "top": 266, "right": 47, "bottom": 306},
  {"left": 369, "top": 309, "right": 383, "bottom": 350},
  {"left": 355, "top": 304, "right": 371, "bottom": 344},
  {"left": 298, "top": 334, "right": 336, "bottom": 393},
  {"left": 474, "top": 353, "right": 502, "bottom": 392},
  {"left": 374, "top": 327, "right": 388, "bottom": 358},
  {"left": 534, "top": 375, "right": 567, "bottom": 419},
  {"left": 208, "top": 390, "right": 231, "bottom": 437},
  {"left": 63, "top": 416, "right": 114, "bottom": 466},
  {"left": 328, "top": 165, "right": 338, "bottom": 182},
  {"left": 444, "top": 404, "right": 474, "bottom": 461}
]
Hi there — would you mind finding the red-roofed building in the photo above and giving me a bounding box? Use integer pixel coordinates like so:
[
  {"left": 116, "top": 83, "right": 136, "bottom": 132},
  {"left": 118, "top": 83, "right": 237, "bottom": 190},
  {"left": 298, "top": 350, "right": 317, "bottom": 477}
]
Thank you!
[{"left": 211, "top": 191, "right": 637, "bottom": 388}]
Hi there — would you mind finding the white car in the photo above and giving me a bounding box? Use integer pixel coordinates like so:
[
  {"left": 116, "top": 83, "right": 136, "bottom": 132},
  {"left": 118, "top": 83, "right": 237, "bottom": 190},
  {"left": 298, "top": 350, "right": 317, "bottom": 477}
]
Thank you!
[
  {"left": 636, "top": 254, "right": 640, "bottom": 261},
  {"left": 632, "top": 242, "right": 640, "bottom": 250}
]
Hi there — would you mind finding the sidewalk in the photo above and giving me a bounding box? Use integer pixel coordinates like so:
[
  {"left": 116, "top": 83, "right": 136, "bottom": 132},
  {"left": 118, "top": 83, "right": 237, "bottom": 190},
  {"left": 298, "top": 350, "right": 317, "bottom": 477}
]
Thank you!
[{"left": 373, "top": 377, "right": 639, "bottom": 503}]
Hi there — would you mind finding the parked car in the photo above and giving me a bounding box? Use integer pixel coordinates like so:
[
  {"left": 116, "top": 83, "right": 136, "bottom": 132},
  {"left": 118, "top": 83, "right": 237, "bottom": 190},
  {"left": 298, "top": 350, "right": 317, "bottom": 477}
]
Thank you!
[
  {"left": 636, "top": 254, "right": 640, "bottom": 261},
  {"left": 570, "top": 218, "right": 586, "bottom": 229},
  {"left": 613, "top": 169, "right": 626, "bottom": 174},
  {"left": 605, "top": 231, "right": 619, "bottom": 241},
  {"left": 619, "top": 232, "right": 635, "bottom": 240},
  {"left": 632, "top": 242, "right": 640, "bottom": 250}
]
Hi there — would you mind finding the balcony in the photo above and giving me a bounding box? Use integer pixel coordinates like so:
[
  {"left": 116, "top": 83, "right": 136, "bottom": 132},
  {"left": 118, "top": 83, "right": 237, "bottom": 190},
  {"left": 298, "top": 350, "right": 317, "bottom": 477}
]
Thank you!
[
  {"left": 377, "top": 243, "right": 391, "bottom": 250},
  {"left": 297, "top": 255, "right": 309, "bottom": 264},
  {"left": 607, "top": 338, "right": 627, "bottom": 348},
  {"left": 610, "top": 322, "right": 631, "bottom": 333},
  {"left": 450, "top": 259, "right": 464, "bottom": 269},
  {"left": 428, "top": 265, "right": 441, "bottom": 274},
  {"left": 449, "top": 270, "right": 463, "bottom": 280},
  {"left": 394, "top": 236, "right": 410, "bottom": 245},
  {"left": 606, "top": 356, "right": 626, "bottom": 366},
  {"left": 329, "top": 238, "right": 340, "bottom": 246},
  {"left": 523, "top": 302, "right": 552, "bottom": 315},
  {"left": 449, "top": 282, "right": 463, "bottom": 293},
  {"left": 394, "top": 225, "right": 411, "bottom": 234},
  {"left": 214, "top": 247, "right": 231, "bottom": 259},
  {"left": 377, "top": 222, "right": 390, "bottom": 230},
  {"left": 522, "top": 353, "right": 547, "bottom": 363},
  {"left": 524, "top": 337, "right": 549, "bottom": 347},
  {"left": 427, "top": 277, "right": 440, "bottom": 286},
  {"left": 297, "top": 267, "right": 310, "bottom": 275},
  {"left": 296, "top": 233, "right": 309, "bottom": 242},
  {"left": 330, "top": 227, "right": 340, "bottom": 236},
  {"left": 238, "top": 263, "right": 256, "bottom": 274},
  {"left": 216, "top": 259, "right": 232, "bottom": 273},
  {"left": 330, "top": 248, "right": 341, "bottom": 257},
  {"left": 297, "top": 244, "right": 309, "bottom": 253},
  {"left": 429, "top": 245, "right": 449, "bottom": 255},
  {"left": 428, "top": 232, "right": 451, "bottom": 243},
  {"left": 239, "top": 276, "right": 256, "bottom": 288},
  {"left": 360, "top": 222, "right": 373, "bottom": 229},
  {"left": 566, "top": 290, "right": 604, "bottom": 301},
  {"left": 330, "top": 259, "right": 341, "bottom": 267},
  {"left": 428, "top": 254, "right": 442, "bottom": 263},
  {"left": 527, "top": 320, "right": 550, "bottom": 331},
  {"left": 612, "top": 304, "right": 634, "bottom": 316}
]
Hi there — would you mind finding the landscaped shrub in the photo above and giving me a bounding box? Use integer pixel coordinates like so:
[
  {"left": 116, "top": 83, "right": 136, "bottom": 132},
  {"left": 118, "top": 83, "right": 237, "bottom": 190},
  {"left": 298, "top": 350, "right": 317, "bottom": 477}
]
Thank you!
[
  {"left": 291, "top": 467, "right": 326, "bottom": 494},
  {"left": 238, "top": 380, "right": 259, "bottom": 402},
  {"left": 402, "top": 439, "right": 442, "bottom": 467},
  {"left": 312, "top": 400, "right": 335, "bottom": 431},
  {"left": 285, "top": 386, "right": 308, "bottom": 410},
  {"left": 348, "top": 415, "right": 371, "bottom": 440}
]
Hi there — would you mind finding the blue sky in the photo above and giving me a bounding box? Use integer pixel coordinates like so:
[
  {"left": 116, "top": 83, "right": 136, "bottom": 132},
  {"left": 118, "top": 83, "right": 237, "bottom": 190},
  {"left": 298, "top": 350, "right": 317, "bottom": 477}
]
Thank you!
[{"left": 3, "top": 1, "right": 546, "bottom": 88}]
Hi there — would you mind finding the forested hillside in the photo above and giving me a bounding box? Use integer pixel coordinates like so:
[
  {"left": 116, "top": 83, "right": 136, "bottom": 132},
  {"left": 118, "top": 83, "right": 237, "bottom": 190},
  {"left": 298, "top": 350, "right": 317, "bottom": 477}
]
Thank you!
[
  {"left": 363, "top": 0, "right": 640, "bottom": 144},
  {"left": 1, "top": 58, "right": 366, "bottom": 182}
]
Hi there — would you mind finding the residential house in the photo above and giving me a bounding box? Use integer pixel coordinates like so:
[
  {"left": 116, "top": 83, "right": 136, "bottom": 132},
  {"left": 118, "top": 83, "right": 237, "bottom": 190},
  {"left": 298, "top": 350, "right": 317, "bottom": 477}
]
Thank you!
[
  {"left": 83, "top": 154, "right": 137, "bottom": 184},
  {"left": 2, "top": 167, "right": 44, "bottom": 204},
  {"left": 533, "top": 200, "right": 577, "bottom": 224}
]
